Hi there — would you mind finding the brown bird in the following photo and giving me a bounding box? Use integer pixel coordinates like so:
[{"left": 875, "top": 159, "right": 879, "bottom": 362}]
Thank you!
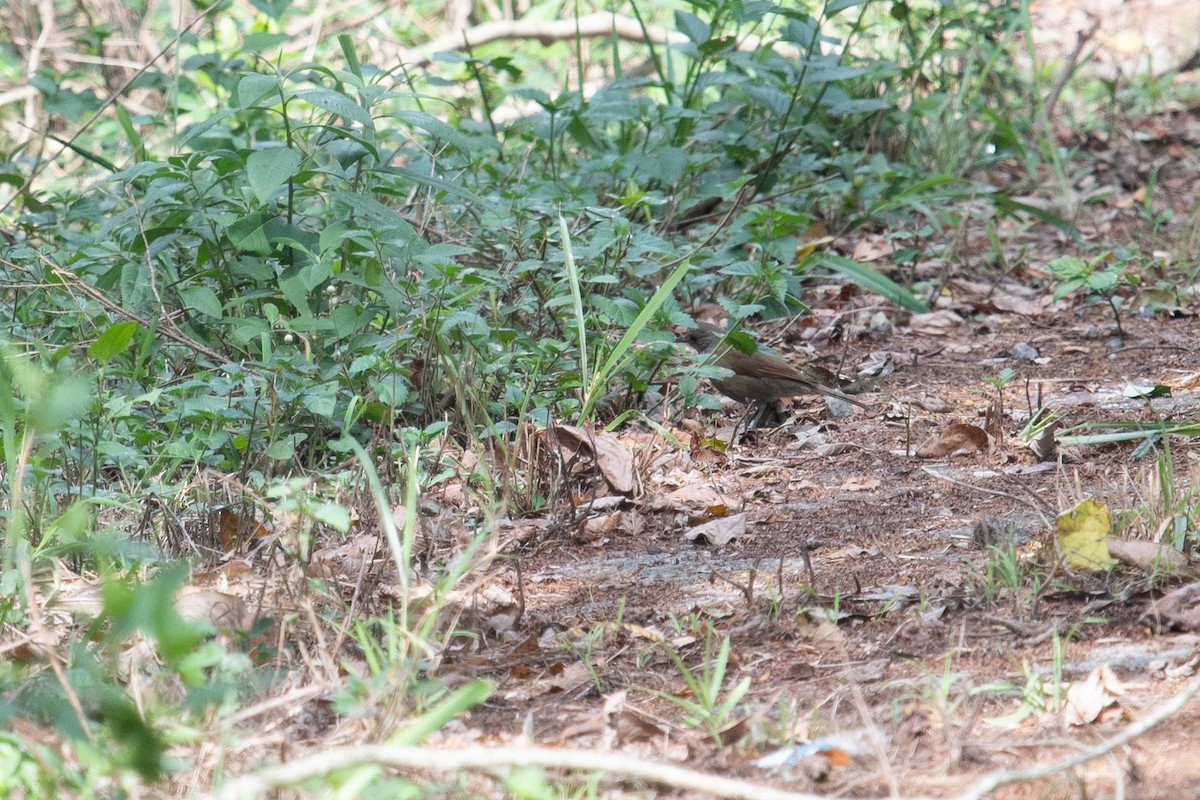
[{"left": 682, "top": 323, "right": 867, "bottom": 427}]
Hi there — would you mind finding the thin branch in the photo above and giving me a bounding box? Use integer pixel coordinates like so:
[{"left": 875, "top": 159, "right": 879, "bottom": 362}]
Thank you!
[
  {"left": 209, "top": 743, "right": 906, "bottom": 800},
  {"left": 951, "top": 673, "right": 1200, "bottom": 800},
  {"left": 398, "top": 11, "right": 799, "bottom": 68},
  {"left": 210, "top": 674, "right": 1200, "bottom": 800}
]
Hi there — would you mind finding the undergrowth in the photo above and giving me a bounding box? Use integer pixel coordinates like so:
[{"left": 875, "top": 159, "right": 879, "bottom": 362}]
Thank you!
[{"left": 0, "top": 0, "right": 1097, "bottom": 795}]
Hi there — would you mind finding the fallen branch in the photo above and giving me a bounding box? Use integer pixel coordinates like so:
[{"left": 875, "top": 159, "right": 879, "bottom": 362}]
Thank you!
[
  {"left": 398, "top": 11, "right": 798, "bottom": 68},
  {"left": 399, "top": 12, "right": 684, "bottom": 67},
  {"left": 951, "top": 673, "right": 1200, "bottom": 800},
  {"left": 209, "top": 743, "right": 921, "bottom": 800},
  {"left": 209, "top": 673, "right": 1200, "bottom": 800}
]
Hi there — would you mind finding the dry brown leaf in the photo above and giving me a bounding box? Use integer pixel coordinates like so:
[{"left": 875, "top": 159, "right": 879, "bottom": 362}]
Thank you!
[
  {"left": 837, "top": 477, "right": 881, "bottom": 492},
  {"left": 1142, "top": 582, "right": 1200, "bottom": 632},
  {"left": 175, "top": 587, "right": 247, "bottom": 630},
  {"left": 796, "top": 611, "right": 845, "bottom": 646},
  {"left": 1106, "top": 538, "right": 1198, "bottom": 578},
  {"left": 1064, "top": 664, "right": 1124, "bottom": 727},
  {"left": 851, "top": 235, "right": 891, "bottom": 262},
  {"left": 915, "top": 423, "right": 990, "bottom": 458},
  {"left": 909, "top": 310, "right": 965, "bottom": 336},
  {"left": 950, "top": 278, "right": 1045, "bottom": 316},
  {"left": 552, "top": 424, "right": 636, "bottom": 495},
  {"left": 823, "top": 545, "right": 875, "bottom": 561},
  {"left": 649, "top": 483, "right": 735, "bottom": 516},
  {"left": 217, "top": 506, "right": 271, "bottom": 550},
  {"left": 604, "top": 690, "right": 668, "bottom": 747},
  {"left": 308, "top": 533, "right": 383, "bottom": 578},
  {"left": 531, "top": 661, "right": 594, "bottom": 697},
  {"left": 685, "top": 513, "right": 746, "bottom": 545},
  {"left": 576, "top": 510, "right": 644, "bottom": 543}
]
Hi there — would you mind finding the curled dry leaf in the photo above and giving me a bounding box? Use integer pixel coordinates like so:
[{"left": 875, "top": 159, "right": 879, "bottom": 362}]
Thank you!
[
  {"left": 915, "top": 422, "right": 990, "bottom": 458},
  {"left": 498, "top": 517, "right": 553, "bottom": 545},
  {"left": 649, "top": 482, "right": 736, "bottom": 517},
  {"left": 576, "top": 510, "right": 645, "bottom": 544},
  {"left": 1106, "top": 538, "right": 1198, "bottom": 578},
  {"left": 307, "top": 533, "right": 383, "bottom": 579},
  {"left": 685, "top": 512, "right": 746, "bottom": 545},
  {"left": 551, "top": 424, "right": 636, "bottom": 495},
  {"left": 837, "top": 476, "right": 881, "bottom": 492},
  {"left": 604, "top": 689, "right": 669, "bottom": 748},
  {"left": 175, "top": 587, "right": 247, "bottom": 630},
  {"left": 53, "top": 576, "right": 247, "bottom": 631},
  {"left": 909, "top": 310, "right": 964, "bottom": 336},
  {"left": 1064, "top": 664, "right": 1125, "bottom": 727},
  {"left": 950, "top": 278, "right": 1045, "bottom": 316},
  {"left": 1142, "top": 582, "right": 1200, "bottom": 632}
]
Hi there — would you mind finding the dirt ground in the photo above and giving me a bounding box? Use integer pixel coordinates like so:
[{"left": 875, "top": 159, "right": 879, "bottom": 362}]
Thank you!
[
  {"left": 435, "top": 297, "right": 1200, "bottom": 799},
  {"left": 409, "top": 118, "right": 1200, "bottom": 797}
]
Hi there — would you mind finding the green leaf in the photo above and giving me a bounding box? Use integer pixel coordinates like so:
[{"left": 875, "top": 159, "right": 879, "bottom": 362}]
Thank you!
[
  {"left": 295, "top": 88, "right": 374, "bottom": 128},
  {"left": 309, "top": 501, "right": 350, "bottom": 532},
  {"left": 393, "top": 110, "right": 487, "bottom": 152},
  {"left": 391, "top": 680, "right": 492, "bottom": 745},
  {"left": 1045, "top": 256, "right": 1086, "bottom": 278},
  {"left": 179, "top": 285, "right": 224, "bottom": 318},
  {"left": 675, "top": 10, "right": 710, "bottom": 44},
  {"left": 247, "top": 147, "right": 301, "bottom": 204},
  {"left": 30, "top": 371, "right": 92, "bottom": 433},
  {"left": 828, "top": 0, "right": 872, "bottom": 11},
  {"left": 816, "top": 254, "right": 929, "bottom": 313},
  {"left": 1052, "top": 277, "right": 1085, "bottom": 301},
  {"left": 89, "top": 321, "right": 139, "bottom": 363},
  {"left": 235, "top": 73, "right": 278, "bottom": 109}
]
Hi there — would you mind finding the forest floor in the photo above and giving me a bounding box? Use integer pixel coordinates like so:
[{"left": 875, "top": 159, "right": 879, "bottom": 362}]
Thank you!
[{"left": 384, "top": 113, "right": 1200, "bottom": 798}]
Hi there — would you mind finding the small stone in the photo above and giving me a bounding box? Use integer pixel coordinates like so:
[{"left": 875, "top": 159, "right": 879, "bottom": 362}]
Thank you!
[
  {"left": 1011, "top": 342, "right": 1040, "bottom": 361},
  {"left": 869, "top": 311, "right": 893, "bottom": 337}
]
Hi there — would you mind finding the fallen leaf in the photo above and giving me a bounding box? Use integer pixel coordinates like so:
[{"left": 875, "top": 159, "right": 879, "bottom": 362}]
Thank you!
[
  {"left": 650, "top": 483, "right": 736, "bottom": 516},
  {"left": 217, "top": 506, "right": 271, "bottom": 550},
  {"left": 837, "top": 477, "right": 880, "bottom": 492},
  {"left": 950, "top": 278, "right": 1044, "bottom": 316},
  {"left": 551, "top": 424, "right": 636, "bottom": 495},
  {"left": 576, "top": 510, "right": 644, "bottom": 543},
  {"left": 909, "top": 310, "right": 964, "bottom": 336},
  {"left": 1056, "top": 497, "right": 1118, "bottom": 571},
  {"left": 1142, "top": 582, "right": 1200, "bottom": 632},
  {"left": 915, "top": 423, "right": 990, "bottom": 458},
  {"left": 1064, "top": 664, "right": 1124, "bottom": 727},
  {"left": 685, "top": 513, "right": 746, "bottom": 546},
  {"left": 1106, "top": 538, "right": 1197, "bottom": 578}
]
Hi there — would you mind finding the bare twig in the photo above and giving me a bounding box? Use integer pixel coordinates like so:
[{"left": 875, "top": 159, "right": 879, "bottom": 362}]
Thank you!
[
  {"left": 1043, "top": 20, "right": 1100, "bottom": 125},
  {"left": 209, "top": 743, "right": 903, "bottom": 800},
  {"left": 397, "top": 11, "right": 799, "bottom": 68},
  {"left": 208, "top": 672, "right": 1200, "bottom": 800},
  {"left": 951, "top": 674, "right": 1200, "bottom": 800},
  {"left": 0, "top": 254, "right": 235, "bottom": 367}
]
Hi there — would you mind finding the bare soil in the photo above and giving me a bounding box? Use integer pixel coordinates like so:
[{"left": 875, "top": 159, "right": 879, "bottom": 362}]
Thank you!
[{"left": 414, "top": 118, "right": 1200, "bottom": 798}]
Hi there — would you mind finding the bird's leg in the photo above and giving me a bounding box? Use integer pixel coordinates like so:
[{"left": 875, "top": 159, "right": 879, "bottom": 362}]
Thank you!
[
  {"left": 749, "top": 402, "right": 771, "bottom": 430},
  {"left": 730, "top": 403, "right": 755, "bottom": 444}
]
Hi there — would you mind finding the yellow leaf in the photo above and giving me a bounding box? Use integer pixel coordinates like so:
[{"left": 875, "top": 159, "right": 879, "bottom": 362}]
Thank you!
[
  {"left": 795, "top": 235, "right": 835, "bottom": 261},
  {"left": 1056, "top": 498, "right": 1118, "bottom": 571}
]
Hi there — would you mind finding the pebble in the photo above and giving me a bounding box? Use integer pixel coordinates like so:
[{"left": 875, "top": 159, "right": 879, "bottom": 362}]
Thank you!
[{"left": 1011, "top": 342, "right": 1039, "bottom": 361}]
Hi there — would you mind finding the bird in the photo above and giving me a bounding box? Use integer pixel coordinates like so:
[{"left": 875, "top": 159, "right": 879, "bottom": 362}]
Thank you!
[{"left": 682, "top": 322, "right": 868, "bottom": 428}]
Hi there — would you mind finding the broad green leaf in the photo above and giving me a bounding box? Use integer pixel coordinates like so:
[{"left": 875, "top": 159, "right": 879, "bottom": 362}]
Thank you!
[
  {"left": 675, "top": 10, "right": 711, "bottom": 44},
  {"left": 236, "top": 73, "right": 278, "bottom": 109},
  {"left": 295, "top": 88, "right": 374, "bottom": 128},
  {"left": 89, "top": 321, "right": 139, "bottom": 363},
  {"left": 179, "top": 285, "right": 223, "bottom": 318},
  {"left": 247, "top": 147, "right": 301, "bottom": 204}
]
